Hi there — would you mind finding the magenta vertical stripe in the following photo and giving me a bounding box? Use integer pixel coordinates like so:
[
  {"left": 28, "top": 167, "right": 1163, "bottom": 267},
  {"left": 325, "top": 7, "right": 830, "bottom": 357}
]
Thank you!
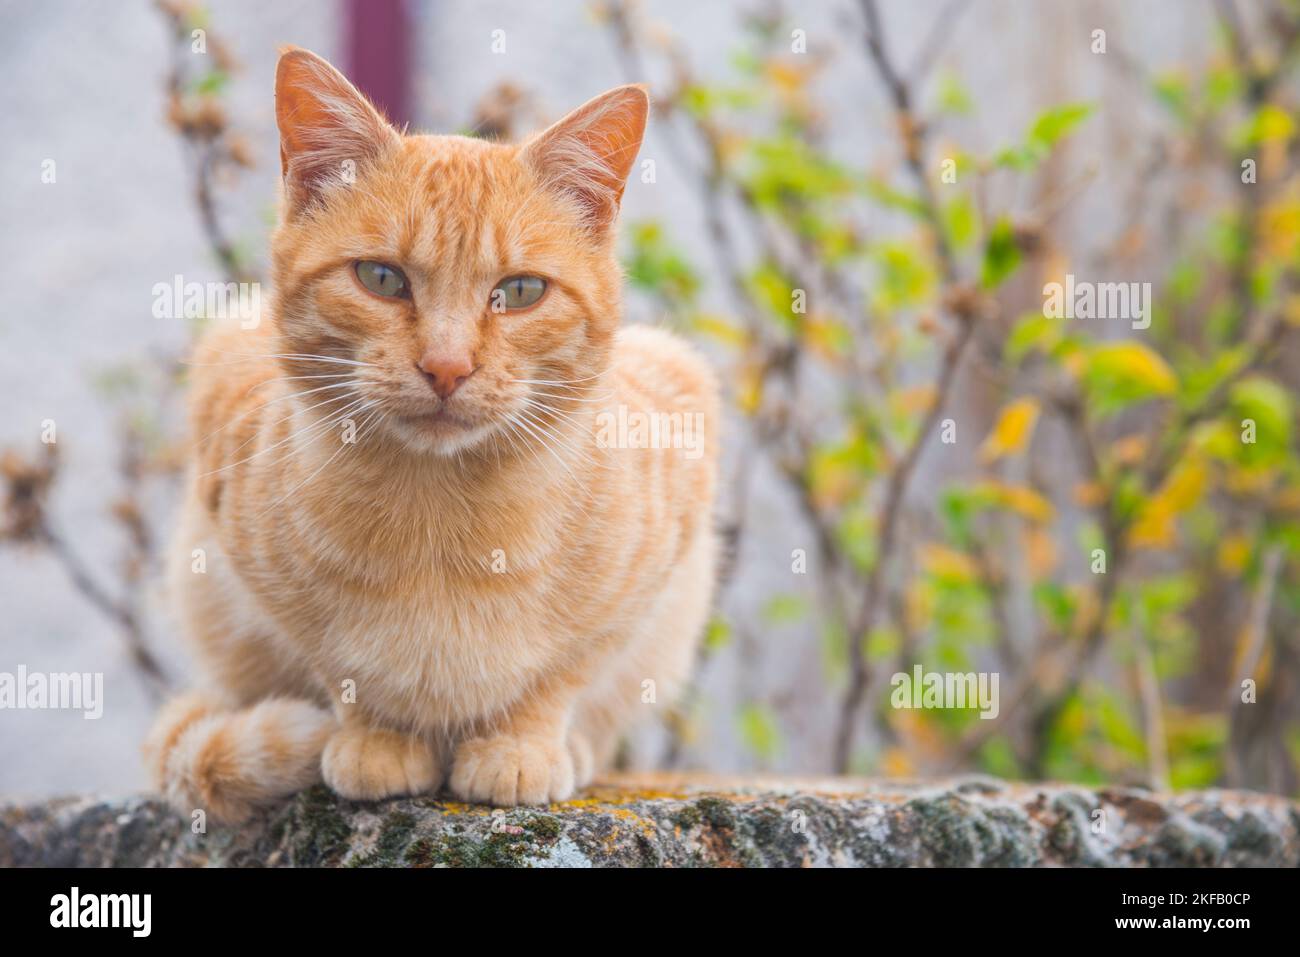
[{"left": 344, "top": 0, "right": 413, "bottom": 126}]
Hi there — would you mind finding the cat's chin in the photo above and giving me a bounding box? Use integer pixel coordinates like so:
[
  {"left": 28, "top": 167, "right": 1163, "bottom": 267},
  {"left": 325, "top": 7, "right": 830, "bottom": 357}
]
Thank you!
[{"left": 386, "top": 411, "right": 495, "bottom": 458}]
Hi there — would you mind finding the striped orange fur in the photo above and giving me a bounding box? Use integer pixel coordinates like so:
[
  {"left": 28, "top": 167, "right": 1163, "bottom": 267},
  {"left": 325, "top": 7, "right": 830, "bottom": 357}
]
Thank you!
[{"left": 146, "top": 48, "right": 719, "bottom": 822}]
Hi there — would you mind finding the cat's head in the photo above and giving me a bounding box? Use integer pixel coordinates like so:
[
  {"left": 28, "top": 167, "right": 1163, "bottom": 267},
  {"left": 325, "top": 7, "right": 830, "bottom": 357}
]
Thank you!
[{"left": 268, "top": 48, "right": 647, "bottom": 457}]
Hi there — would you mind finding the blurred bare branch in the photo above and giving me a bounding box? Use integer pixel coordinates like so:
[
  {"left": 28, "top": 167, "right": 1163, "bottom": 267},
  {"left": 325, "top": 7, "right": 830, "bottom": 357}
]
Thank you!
[{"left": 0, "top": 445, "right": 169, "bottom": 696}]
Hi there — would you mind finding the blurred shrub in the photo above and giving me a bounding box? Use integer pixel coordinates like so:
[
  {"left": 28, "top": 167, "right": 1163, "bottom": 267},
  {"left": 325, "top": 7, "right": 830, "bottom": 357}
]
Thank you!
[{"left": 609, "top": 0, "right": 1300, "bottom": 793}]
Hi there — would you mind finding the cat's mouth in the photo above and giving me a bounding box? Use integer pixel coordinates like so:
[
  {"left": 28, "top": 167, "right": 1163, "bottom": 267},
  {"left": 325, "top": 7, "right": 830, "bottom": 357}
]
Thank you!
[
  {"left": 397, "top": 407, "right": 474, "bottom": 429},
  {"left": 386, "top": 402, "right": 493, "bottom": 457}
]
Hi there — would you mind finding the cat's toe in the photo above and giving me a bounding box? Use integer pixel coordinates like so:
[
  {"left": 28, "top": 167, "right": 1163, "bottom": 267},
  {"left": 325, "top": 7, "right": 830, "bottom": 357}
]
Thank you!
[
  {"left": 322, "top": 724, "right": 439, "bottom": 801},
  {"left": 450, "top": 735, "right": 575, "bottom": 806},
  {"left": 567, "top": 731, "right": 595, "bottom": 790}
]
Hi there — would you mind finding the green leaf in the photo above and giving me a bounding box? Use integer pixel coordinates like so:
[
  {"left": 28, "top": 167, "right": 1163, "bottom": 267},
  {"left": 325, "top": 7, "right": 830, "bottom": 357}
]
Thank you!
[
  {"left": 981, "top": 217, "right": 1021, "bottom": 288},
  {"left": 1231, "top": 375, "right": 1293, "bottom": 465},
  {"left": 1083, "top": 341, "right": 1178, "bottom": 416},
  {"left": 1205, "top": 63, "right": 1244, "bottom": 110},
  {"left": 746, "top": 262, "right": 799, "bottom": 329},
  {"left": 1005, "top": 312, "right": 1063, "bottom": 364},
  {"left": 1033, "top": 582, "right": 1077, "bottom": 632},
  {"left": 941, "top": 192, "right": 979, "bottom": 250},
  {"left": 976, "top": 736, "right": 1022, "bottom": 778},
  {"left": 995, "top": 102, "right": 1094, "bottom": 170},
  {"left": 702, "top": 616, "right": 731, "bottom": 652},
  {"left": 623, "top": 220, "right": 701, "bottom": 305},
  {"left": 762, "top": 593, "right": 809, "bottom": 625},
  {"left": 192, "top": 70, "right": 229, "bottom": 96},
  {"left": 742, "top": 135, "right": 853, "bottom": 209},
  {"left": 866, "top": 176, "right": 928, "bottom": 218},
  {"left": 872, "top": 241, "right": 937, "bottom": 309},
  {"left": 1179, "top": 346, "right": 1249, "bottom": 409},
  {"left": 865, "top": 626, "right": 900, "bottom": 662},
  {"left": 933, "top": 72, "right": 974, "bottom": 116},
  {"left": 1152, "top": 71, "right": 1192, "bottom": 124},
  {"left": 736, "top": 704, "right": 782, "bottom": 762},
  {"left": 837, "top": 504, "right": 877, "bottom": 574},
  {"left": 1029, "top": 103, "right": 1095, "bottom": 150}
]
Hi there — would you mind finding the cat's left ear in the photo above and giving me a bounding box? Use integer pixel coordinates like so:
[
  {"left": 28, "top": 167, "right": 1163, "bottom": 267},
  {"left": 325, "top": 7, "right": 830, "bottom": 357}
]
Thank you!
[
  {"left": 522, "top": 85, "right": 649, "bottom": 233},
  {"left": 275, "top": 47, "right": 401, "bottom": 214}
]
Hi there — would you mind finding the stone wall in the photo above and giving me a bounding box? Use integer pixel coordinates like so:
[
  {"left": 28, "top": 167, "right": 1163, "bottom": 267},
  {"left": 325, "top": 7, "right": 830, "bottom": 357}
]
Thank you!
[{"left": 2, "top": 775, "right": 1297, "bottom": 867}]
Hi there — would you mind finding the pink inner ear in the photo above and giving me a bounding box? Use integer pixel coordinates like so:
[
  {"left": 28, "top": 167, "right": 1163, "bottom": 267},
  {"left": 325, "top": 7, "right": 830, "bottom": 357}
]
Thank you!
[{"left": 524, "top": 87, "right": 649, "bottom": 231}]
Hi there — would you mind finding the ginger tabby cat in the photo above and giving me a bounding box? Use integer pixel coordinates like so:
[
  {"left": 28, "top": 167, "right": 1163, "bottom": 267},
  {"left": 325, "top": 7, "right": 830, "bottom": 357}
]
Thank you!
[{"left": 144, "top": 48, "right": 719, "bottom": 822}]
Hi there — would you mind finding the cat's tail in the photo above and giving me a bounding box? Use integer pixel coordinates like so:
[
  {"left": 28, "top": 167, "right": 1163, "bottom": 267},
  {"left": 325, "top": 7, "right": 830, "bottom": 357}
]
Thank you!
[{"left": 144, "top": 692, "right": 336, "bottom": 824}]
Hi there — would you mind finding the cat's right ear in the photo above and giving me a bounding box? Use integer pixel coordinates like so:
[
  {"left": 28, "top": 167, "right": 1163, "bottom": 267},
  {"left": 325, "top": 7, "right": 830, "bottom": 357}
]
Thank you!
[
  {"left": 522, "top": 84, "right": 649, "bottom": 235},
  {"left": 275, "top": 47, "right": 400, "bottom": 214}
]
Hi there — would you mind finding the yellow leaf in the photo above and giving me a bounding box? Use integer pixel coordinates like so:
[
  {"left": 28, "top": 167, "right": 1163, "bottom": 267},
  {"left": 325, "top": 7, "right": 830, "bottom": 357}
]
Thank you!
[
  {"left": 1224, "top": 464, "right": 1276, "bottom": 494},
  {"left": 1261, "top": 195, "right": 1300, "bottom": 260},
  {"left": 690, "top": 313, "right": 747, "bottom": 347},
  {"left": 999, "top": 484, "right": 1055, "bottom": 523},
  {"left": 906, "top": 580, "right": 933, "bottom": 630},
  {"left": 974, "top": 480, "right": 1055, "bottom": 523},
  {"left": 1275, "top": 484, "right": 1300, "bottom": 511},
  {"left": 802, "top": 313, "right": 850, "bottom": 360},
  {"left": 736, "top": 362, "right": 764, "bottom": 416},
  {"left": 716, "top": 131, "right": 748, "bottom": 166},
  {"left": 1074, "top": 481, "right": 1105, "bottom": 507},
  {"left": 1162, "top": 456, "right": 1209, "bottom": 511},
  {"left": 764, "top": 60, "right": 810, "bottom": 95},
  {"left": 1129, "top": 511, "right": 1175, "bottom": 549},
  {"left": 919, "top": 544, "right": 978, "bottom": 583},
  {"left": 980, "top": 397, "right": 1041, "bottom": 464},
  {"left": 880, "top": 746, "right": 913, "bottom": 778},
  {"left": 1111, "top": 434, "right": 1149, "bottom": 465},
  {"left": 1128, "top": 457, "right": 1208, "bottom": 550},
  {"left": 894, "top": 384, "right": 938, "bottom": 416},
  {"left": 1252, "top": 103, "right": 1296, "bottom": 142},
  {"left": 1217, "top": 535, "right": 1250, "bottom": 575},
  {"left": 1284, "top": 295, "right": 1300, "bottom": 327},
  {"left": 1062, "top": 350, "right": 1087, "bottom": 379},
  {"left": 1023, "top": 526, "right": 1058, "bottom": 576},
  {"left": 808, "top": 450, "right": 860, "bottom": 510},
  {"left": 1088, "top": 341, "right": 1178, "bottom": 396},
  {"left": 890, "top": 709, "right": 947, "bottom": 759}
]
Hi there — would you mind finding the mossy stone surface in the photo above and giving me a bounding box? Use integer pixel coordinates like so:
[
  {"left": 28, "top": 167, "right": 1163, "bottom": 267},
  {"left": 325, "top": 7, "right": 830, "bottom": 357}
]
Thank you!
[{"left": 3, "top": 775, "right": 1298, "bottom": 868}]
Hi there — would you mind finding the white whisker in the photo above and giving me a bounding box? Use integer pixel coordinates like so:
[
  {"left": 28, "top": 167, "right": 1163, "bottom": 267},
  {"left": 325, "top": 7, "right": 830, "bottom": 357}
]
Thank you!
[
  {"left": 253, "top": 404, "right": 382, "bottom": 521},
  {"left": 185, "top": 347, "right": 377, "bottom": 369},
  {"left": 510, "top": 371, "right": 607, "bottom": 386},
  {"left": 512, "top": 406, "right": 594, "bottom": 499},
  {"left": 200, "top": 393, "right": 367, "bottom": 478},
  {"left": 248, "top": 373, "right": 356, "bottom": 390},
  {"left": 525, "top": 389, "right": 616, "bottom": 405},
  {"left": 201, "top": 380, "right": 358, "bottom": 448}
]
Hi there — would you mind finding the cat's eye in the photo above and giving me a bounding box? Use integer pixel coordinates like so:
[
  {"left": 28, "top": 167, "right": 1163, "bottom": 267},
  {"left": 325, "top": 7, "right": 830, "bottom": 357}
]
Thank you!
[
  {"left": 355, "top": 261, "right": 408, "bottom": 298},
  {"left": 491, "top": 275, "right": 547, "bottom": 312}
]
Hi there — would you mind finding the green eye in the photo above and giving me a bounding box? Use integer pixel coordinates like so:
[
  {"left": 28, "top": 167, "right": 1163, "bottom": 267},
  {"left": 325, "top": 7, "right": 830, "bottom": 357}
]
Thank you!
[
  {"left": 492, "top": 275, "right": 547, "bottom": 311},
  {"left": 355, "top": 261, "right": 408, "bottom": 298}
]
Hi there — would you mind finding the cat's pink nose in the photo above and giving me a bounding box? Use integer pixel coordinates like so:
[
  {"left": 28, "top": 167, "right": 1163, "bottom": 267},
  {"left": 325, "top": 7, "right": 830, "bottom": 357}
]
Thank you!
[{"left": 417, "top": 350, "right": 475, "bottom": 399}]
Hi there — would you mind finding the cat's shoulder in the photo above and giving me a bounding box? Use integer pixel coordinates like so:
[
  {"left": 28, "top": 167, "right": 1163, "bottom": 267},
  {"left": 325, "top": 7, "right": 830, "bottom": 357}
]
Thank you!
[{"left": 612, "top": 324, "right": 718, "bottom": 411}]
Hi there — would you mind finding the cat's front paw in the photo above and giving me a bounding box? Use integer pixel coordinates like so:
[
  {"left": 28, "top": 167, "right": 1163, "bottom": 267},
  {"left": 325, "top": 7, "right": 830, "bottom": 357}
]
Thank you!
[
  {"left": 568, "top": 730, "right": 595, "bottom": 789},
  {"left": 322, "top": 724, "right": 440, "bottom": 801},
  {"left": 449, "top": 735, "right": 575, "bottom": 806}
]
